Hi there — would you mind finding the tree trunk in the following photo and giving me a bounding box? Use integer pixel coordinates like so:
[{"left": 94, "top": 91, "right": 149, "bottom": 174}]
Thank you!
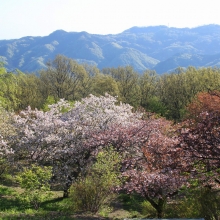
[
  {"left": 63, "top": 189, "right": 69, "bottom": 198},
  {"left": 157, "top": 197, "right": 166, "bottom": 218},
  {"left": 62, "top": 175, "right": 73, "bottom": 198},
  {"left": 146, "top": 196, "right": 167, "bottom": 218}
]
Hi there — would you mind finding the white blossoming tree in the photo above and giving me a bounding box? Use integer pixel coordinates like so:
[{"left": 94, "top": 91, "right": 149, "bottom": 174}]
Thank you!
[
  {"left": 0, "top": 107, "right": 14, "bottom": 176},
  {"left": 12, "top": 94, "right": 178, "bottom": 198}
]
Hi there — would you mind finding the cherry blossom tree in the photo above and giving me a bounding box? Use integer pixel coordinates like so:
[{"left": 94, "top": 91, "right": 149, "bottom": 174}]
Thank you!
[
  {"left": 12, "top": 94, "right": 161, "bottom": 197},
  {"left": 121, "top": 119, "right": 189, "bottom": 218},
  {"left": 0, "top": 136, "right": 14, "bottom": 176},
  {"left": 180, "top": 111, "right": 220, "bottom": 187},
  {"left": 0, "top": 107, "right": 14, "bottom": 176}
]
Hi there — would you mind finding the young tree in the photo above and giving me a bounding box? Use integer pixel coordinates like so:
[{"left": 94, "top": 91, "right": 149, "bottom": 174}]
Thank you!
[
  {"left": 70, "top": 147, "right": 121, "bottom": 213},
  {"left": 16, "top": 165, "right": 52, "bottom": 209}
]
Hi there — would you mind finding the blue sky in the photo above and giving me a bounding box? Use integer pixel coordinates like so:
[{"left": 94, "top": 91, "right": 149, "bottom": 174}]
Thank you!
[{"left": 1, "top": 0, "right": 220, "bottom": 40}]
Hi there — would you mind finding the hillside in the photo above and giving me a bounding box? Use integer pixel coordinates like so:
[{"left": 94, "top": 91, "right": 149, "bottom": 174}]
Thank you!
[{"left": 1, "top": 24, "right": 220, "bottom": 73}]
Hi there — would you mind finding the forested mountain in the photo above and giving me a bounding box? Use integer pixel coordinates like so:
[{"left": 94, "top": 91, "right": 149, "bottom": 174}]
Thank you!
[{"left": 1, "top": 24, "right": 220, "bottom": 74}]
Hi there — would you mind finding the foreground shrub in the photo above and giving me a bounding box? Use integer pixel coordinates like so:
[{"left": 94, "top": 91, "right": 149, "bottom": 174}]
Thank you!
[
  {"left": 16, "top": 165, "right": 52, "bottom": 210},
  {"left": 70, "top": 147, "right": 121, "bottom": 213}
]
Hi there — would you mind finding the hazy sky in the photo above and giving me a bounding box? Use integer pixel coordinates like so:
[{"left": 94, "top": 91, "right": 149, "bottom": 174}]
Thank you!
[{"left": 1, "top": 0, "right": 220, "bottom": 40}]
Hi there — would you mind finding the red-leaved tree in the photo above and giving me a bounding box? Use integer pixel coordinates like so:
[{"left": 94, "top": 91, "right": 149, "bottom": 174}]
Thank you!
[
  {"left": 186, "top": 91, "right": 220, "bottom": 120},
  {"left": 180, "top": 91, "right": 220, "bottom": 187},
  {"left": 180, "top": 112, "right": 220, "bottom": 187}
]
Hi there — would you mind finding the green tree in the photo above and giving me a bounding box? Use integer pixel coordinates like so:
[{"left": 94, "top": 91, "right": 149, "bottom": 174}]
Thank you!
[
  {"left": 138, "top": 70, "right": 167, "bottom": 115},
  {"left": 0, "top": 66, "right": 45, "bottom": 111},
  {"left": 40, "top": 54, "right": 88, "bottom": 101},
  {"left": 41, "top": 95, "right": 56, "bottom": 112},
  {"left": 157, "top": 67, "right": 220, "bottom": 121},
  {"left": 0, "top": 72, "right": 21, "bottom": 111},
  {"left": 16, "top": 72, "right": 45, "bottom": 110},
  {"left": 0, "top": 62, "right": 7, "bottom": 74},
  {"left": 102, "top": 66, "right": 141, "bottom": 107},
  {"left": 91, "top": 73, "right": 120, "bottom": 97},
  {"left": 139, "top": 70, "right": 158, "bottom": 108}
]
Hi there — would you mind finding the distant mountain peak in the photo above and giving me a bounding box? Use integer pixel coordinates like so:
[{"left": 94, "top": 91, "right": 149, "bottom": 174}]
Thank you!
[
  {"left": 123, "top": 25, "right": 168, "bottom": 33},
  {"left": 48, "top": 30, "right": 68, "bottom": 37}
]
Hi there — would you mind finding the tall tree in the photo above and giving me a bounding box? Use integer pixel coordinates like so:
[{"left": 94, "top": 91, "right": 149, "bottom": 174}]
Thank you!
[
  {"left": 0, "top": 71, "right": 21, "bottom": 111},
  {"left": 91, "top": 73, "right": 120, "bottom": 97},
  {"left": 157, "top": 67, "right": 220, "bottom": 121},
  {"left": 40, "top": 54, "right": 88, "bottom": 101},
  {"left": 139, "top": 70, "right": 158, "bottom": 108},
  {"left": 102, "top": 66, "right": 141, "bottom": 107},
  {"left": 16, "top": 72, "right": 45, "bottom": 110}
]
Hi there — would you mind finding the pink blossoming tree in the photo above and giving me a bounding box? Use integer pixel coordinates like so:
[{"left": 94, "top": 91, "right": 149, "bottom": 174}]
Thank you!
[{"left": 121, "top": 120, "right": 189, "bottom": 218}]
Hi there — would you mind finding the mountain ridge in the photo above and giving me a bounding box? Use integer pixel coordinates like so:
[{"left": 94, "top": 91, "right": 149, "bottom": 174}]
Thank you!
[{"left": 1, "top": 24, "right": 220, "bottom": 74}]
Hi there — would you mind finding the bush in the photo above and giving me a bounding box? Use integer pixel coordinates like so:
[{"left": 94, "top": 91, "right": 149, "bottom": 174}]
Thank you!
[
  {"left": 141, "top": 200, "right": 157, "bottom": 217},
  {"left": 164, "top": 187, "right": 220, "bottom": 219},
  {"left": 70, "top": 147, "right": 121, "bottom": 213},
  {"left": 197, "top": 187, "right": 220, "bottom": 220},
  {"left": 16, "top": 164, "right": 52, "bottom": 210}
]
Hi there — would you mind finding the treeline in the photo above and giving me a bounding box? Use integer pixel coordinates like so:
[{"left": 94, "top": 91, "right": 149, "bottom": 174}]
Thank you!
[{"left": 1, "top": 54, "right": 220, "bottom": 121}]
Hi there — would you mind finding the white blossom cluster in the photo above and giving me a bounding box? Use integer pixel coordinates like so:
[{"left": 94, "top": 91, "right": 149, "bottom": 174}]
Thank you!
[{"left": 0, "top": 135, "right": 13, "bottom": 156}]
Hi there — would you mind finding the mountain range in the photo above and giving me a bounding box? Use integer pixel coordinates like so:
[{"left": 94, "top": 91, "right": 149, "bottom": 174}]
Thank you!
[{"left": 1, "top": 24, "right": 220, "bottom": 74}]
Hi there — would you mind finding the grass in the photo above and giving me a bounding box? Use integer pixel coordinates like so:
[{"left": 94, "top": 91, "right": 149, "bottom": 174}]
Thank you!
[
  {"left": 0, "top": 182, "right": 136, "bottom": 220},
  {"left": 0, "top": 183, "right": 201, "bottom": 219},
  {"left": 0, "top": 183, "right": 75, "bottom": 220},
  {"left": 1, "top": 174, "right": 218, "bottom": 219}
]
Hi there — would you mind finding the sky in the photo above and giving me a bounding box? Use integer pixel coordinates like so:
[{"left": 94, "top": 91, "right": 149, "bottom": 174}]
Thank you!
[{"left": 1, "top": 0, "right": 220, "bottom": 40}]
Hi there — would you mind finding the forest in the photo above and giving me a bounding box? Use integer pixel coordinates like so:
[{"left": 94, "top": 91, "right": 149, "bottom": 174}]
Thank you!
[{"left": 0, "top": 54, "right": 220, "bottom": 219}]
